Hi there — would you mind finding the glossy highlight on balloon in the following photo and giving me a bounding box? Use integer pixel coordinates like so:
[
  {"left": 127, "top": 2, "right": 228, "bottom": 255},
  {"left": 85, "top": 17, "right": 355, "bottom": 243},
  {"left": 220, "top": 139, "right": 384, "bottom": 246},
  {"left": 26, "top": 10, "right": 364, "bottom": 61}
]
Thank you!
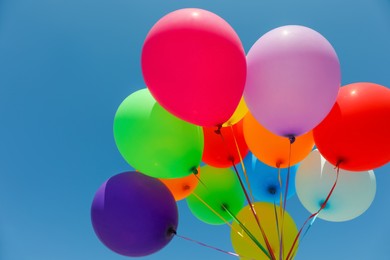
[
  {"left": 314, "top": 82, "right": 390, "bottom": 171},
  {"left": 296, "top": 150, "right": 376, "bottom": 222},
  {"left": 244, "top": 25, "right": 340, "bottom": 137},
  {"left": 113, "top": 89, "right": 204, "bottom": 178},
  {"left": 142, "top": 8, "right": 247, "bottom": 127},
  {"left": 91, "top": 171, "right": 178, "bottom": 257}
]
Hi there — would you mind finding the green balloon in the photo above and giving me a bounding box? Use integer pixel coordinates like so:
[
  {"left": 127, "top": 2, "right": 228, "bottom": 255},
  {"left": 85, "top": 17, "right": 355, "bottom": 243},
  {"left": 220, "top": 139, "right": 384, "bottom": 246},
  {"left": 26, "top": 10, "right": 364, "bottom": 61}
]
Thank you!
[
  {"left": 113, "top": 89, "right": 204, "bottom": 178},
  {"left": 187, "top": 165, "right": 245, "bottom": 225}
]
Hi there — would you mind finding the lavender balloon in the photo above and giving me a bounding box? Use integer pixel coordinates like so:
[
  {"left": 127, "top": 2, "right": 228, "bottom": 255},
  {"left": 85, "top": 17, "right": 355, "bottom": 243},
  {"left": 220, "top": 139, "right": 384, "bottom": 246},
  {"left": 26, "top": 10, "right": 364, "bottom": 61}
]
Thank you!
[
  {"left": 244, "top": 25, "right": 340, "bottom": 137},
  {"left": 91, "top": 171, "right": 178, "bottom": 257}
]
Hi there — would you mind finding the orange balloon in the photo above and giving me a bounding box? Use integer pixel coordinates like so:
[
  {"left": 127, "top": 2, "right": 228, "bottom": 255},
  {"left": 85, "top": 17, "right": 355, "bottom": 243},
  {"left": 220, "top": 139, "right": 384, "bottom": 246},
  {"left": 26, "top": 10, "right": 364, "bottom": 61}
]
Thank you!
[
  {"left": 160, "top": 171, "right": 200, "bottom": 201},
  {"left": 243, "top": 113, "right": 314, "bottom": 168}
]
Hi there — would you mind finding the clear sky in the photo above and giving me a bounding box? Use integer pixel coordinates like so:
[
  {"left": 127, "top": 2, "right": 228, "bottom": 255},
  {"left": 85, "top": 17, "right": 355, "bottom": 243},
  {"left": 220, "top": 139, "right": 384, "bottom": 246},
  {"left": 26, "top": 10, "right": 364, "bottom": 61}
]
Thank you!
[{"left": 0, "top": 0, "right": 389, "bottom": 259}]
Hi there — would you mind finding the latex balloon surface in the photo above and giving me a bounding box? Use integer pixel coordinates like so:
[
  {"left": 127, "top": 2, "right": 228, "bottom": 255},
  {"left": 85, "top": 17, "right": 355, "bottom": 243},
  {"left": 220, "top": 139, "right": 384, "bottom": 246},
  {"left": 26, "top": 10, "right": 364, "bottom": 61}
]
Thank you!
[
  {"left": 142, "top": 8, "right": 247, "bottom": 126},
  {"left": 186, "top": 165, "right": 245, "bottom": 225},
  {"left": 202, "top": 120, "right": 249, "bottom": 168},
  {"left": 113, "top": 89, "right": 204, "bottom": 178},
  {"left": 231, "top": 202, "right": 298, "bottom": 260},
  {"left": 314, "top": 82, "right": 390, "bottom": 171},
  {"left": 244, "top": 112, "right": 314, "bottom": 168},
  {"left": 160, "top": 171, "right": 199, "bottom": 201},
  {"left": 296, "top": 150, "right": 376, "bottom": 222},
  {"left": 223, "top": 97, "right": 248, "bottom": 127},
  {"left": 244, "top": 25, "right": 340, "bottom": 137},
  {"left": 91, "top": 172, "right": 178, "bottom": 256},
  {"left": 241, "top": 153, "right": 297, "bottom": 203}
]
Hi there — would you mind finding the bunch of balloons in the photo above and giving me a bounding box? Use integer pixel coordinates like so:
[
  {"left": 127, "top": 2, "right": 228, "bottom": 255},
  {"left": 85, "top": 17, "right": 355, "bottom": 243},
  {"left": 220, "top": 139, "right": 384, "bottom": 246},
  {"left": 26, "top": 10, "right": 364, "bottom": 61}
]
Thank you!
[{"left": 90, "top": 8, "right": 390, "bottom": 260}]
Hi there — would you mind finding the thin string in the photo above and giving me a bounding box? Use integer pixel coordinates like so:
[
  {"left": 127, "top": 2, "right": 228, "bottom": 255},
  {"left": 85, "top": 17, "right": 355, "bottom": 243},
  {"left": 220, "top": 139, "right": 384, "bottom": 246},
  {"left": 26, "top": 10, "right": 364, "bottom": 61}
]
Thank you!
[
  {"left": 273, "top": 199, "right": 281, "bottom": 253},
  {"left": 231, "top": 163, "right": 276, "bottom": 260},
  {"left": 229, "top": 125, "right": 255, "bottom": 202},
  {"left": 277, "top": 165, "right": 283, "bottom": 259},
  {"left": 285, "top": 164, "right": 341, "bottom": 260},
  {"left": 172, "top": 231, "right": 243, "bottom": 258},
  {"left": 216, "top": 126, "right": 276, "bottom": 260},
  {"left": 279, "top": 136, "right": 294, "bottom": 260},
  {"left": 224, "top": 206, "right": 272, "bottom": 259},
  {"left": 191, "top": 192, "right": 240, "bottom": 235},
  {"left": 193, "top": 174, "right": 270, "bottom": 259}
]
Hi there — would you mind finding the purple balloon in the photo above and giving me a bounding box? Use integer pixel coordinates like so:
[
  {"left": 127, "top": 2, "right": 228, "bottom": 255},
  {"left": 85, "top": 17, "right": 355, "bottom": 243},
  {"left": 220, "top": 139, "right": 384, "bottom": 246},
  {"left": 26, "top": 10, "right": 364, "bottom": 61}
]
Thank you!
[
  {"left": 244, "top": 25, "right": 340, "bottom": 137},
  {"left": 91, "top": 171, "right": 178, "bottom": 257}
]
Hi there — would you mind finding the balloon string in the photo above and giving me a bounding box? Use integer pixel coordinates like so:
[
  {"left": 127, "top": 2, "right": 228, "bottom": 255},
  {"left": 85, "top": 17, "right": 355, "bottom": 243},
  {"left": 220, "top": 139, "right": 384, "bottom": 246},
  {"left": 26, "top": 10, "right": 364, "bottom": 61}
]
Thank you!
[
  {"left": 229, "top": 125, "right": 255, "bottom": 202},
  {"left": 215, "top": 127, "right": 276, "bottom": 260},
  {"left": 173, "top": 232, "right": 244, "bottom": 258},
  {"left": 192, "top": 179, "right": 268, "bottom": 257},
  {"left": 224, "top": 206, "right": 272, "bottom": 259},
  {"left": 273, "top": 199, "right": 281, "bottom": 251},
  {"left": 279, "top": 136, "right": 295, "bottom": 260},
  {"left": 231, "top": 163, "right": 276, "bottom": 260},
  {"left": 191, "top": 192, "right": 240, "bottom": 234},
  {"left": 277, "top": 166, "right": 283, "bottom": 259},
  {"left": 285, "top": 164, "right": 341, "bottom": 260}
]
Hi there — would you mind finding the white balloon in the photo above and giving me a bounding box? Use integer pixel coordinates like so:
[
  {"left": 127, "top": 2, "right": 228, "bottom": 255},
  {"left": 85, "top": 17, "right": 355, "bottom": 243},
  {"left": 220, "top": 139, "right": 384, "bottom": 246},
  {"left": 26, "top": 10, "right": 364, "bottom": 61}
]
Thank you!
[{"left": 295, "top": 149, "right": 376, "bottom": 222}]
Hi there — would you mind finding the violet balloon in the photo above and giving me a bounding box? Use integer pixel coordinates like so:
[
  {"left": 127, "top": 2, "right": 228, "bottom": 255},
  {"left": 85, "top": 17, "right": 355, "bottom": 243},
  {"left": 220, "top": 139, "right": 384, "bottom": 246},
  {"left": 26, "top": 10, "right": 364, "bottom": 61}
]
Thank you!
[
  {"left": 244, "top": 25, "right": 341, "bottom": 137},
  {"left": 91, "top": 172, "right": 178, "bottom": 257}
]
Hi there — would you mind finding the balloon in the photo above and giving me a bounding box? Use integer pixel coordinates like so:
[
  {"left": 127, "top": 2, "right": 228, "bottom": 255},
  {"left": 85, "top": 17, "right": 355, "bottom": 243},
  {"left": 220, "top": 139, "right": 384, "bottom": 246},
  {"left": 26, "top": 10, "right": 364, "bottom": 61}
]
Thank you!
[
  {"left": 295, "top": 150, "right": 376, "bottom": 222},
  {"left": 142, "top": 8, "right": 247, "bottom": 127},
  {"left": 244, "top": 25, "right": 341, "bottom": 137},
  {"left": 113, "top": 89, "right": 204, "bottom": 178},
  {"left": 313, "top": 82, "right": 390, "bottom": 171},
  {"left": 243, "top": 112, "right": 315, "bottom": 168},
  {"left": 202, "top": 120, "right": 249, "bottom": 168},
  {"left": 186, "top": 165, "right": 245, "bottom": 225},
  {"left": 231, "top": 202, "right": 298, "bottom": 260},
  {"left": 240, "top": 153, "right": 297, "bottom": 203},
  {"left": 91, "top": 171, "right": 178, "bottom": 257},
  {"left": 160, "top": 170, "right": 200, "bottom": 201},
  {"left": 222, "top": 97, "right": 248, "bottom": 127}
]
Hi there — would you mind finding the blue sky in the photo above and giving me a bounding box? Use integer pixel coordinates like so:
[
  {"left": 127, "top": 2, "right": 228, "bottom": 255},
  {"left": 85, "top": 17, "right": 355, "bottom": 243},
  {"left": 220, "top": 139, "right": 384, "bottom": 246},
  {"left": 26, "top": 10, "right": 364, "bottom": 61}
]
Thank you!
[{"left": 0, "top": 0, "right": 389, "bottom": 259}]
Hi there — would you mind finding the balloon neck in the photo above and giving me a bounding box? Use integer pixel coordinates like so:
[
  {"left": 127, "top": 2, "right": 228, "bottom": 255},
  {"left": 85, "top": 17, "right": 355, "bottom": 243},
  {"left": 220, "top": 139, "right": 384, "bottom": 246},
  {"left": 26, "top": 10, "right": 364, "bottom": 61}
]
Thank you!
[
  {"left": 167, "top": 227, "right": 177, "bottom": 236},
  {"left": 214, "top": 124, "right": 223, "bottom": 135},
  {"left": 287, "top": 135, "right": 296, "bottom": 144},
  {"left": 191, "top": 167, "right": 199, "bottom": 175},
  {"left": 268, "top": 186, "right": 277, "bottom": 195},
  {"left": 221, "top": 203, "right": 229, "bottom": 211}
]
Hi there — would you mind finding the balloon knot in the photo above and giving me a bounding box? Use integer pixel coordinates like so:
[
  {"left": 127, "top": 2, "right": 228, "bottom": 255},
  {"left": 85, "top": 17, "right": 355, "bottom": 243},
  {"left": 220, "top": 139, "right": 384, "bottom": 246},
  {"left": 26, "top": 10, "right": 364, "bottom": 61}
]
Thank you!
[
  {"left": 168, "top": 227, "right": 177, "bottom": 235},
  {"left": 191, "top": 167, "right": 199, "bottom": 175},
  {"left": 214, "top": 124, "right": 222, "bottom": 135},
  {"left": 268, "top": 186, "right": 277, "bottom": 195},
  {"left": 287, "top": 135, "right": 296, "bottom": 144},
  {"left": 221, "top": 203, "right": 229, "bottom": 211}
]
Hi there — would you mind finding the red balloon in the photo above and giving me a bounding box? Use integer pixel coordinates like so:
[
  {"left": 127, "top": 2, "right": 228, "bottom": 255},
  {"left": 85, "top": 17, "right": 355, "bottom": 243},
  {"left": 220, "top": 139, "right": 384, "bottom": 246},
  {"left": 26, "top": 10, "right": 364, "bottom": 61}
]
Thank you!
[
  {"left": 313, "top": 82, "right": 390, "bottom": 171},
  {"left": 202, "top": 120, "right": 249, "bottom": 168},
  {"left": 141, "top": 8, "right": 246, "bottom": 127}
]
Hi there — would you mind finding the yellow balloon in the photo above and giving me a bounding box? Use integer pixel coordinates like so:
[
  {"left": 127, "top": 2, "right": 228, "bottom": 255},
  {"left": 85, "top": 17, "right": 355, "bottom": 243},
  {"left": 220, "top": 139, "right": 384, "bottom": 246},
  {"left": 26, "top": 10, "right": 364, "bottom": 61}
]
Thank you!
[
  {"left": 231, "top": 202, "right": 299, "bottom": 260},
  {"left": 223, "top": 97, "right": 248, "bottom": 126}
]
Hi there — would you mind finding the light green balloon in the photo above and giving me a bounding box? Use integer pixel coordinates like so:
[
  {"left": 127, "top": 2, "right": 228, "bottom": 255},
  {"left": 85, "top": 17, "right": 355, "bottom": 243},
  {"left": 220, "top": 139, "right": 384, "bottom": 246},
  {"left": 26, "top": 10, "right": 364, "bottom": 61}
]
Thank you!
[
  {"left": 113, "top": 89, "right": 204, "bottom": 178},
  {"left": 186, "top": 165, "right": 245, "bottom": 225}
]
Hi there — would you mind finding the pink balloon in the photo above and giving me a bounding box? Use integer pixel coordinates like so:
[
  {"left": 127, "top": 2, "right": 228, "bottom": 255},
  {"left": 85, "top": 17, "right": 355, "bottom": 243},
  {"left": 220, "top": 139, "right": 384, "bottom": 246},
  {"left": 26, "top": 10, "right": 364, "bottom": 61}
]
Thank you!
[
  {"left": 142, "top": 8, "right": 246, "bottom": 127},
  {"left": 244, "top": 25, "right": 341, "bottom": 137}
]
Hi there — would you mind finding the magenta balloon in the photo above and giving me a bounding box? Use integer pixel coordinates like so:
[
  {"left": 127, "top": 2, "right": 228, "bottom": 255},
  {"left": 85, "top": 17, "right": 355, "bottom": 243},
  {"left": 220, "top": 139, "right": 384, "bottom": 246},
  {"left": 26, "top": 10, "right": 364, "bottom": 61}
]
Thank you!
[
  {"left": 142, "top": 8, "right": 247, "bottom": 127},
  {"left": 244, "top": 25, "right": 340, "bottom": 137}
]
